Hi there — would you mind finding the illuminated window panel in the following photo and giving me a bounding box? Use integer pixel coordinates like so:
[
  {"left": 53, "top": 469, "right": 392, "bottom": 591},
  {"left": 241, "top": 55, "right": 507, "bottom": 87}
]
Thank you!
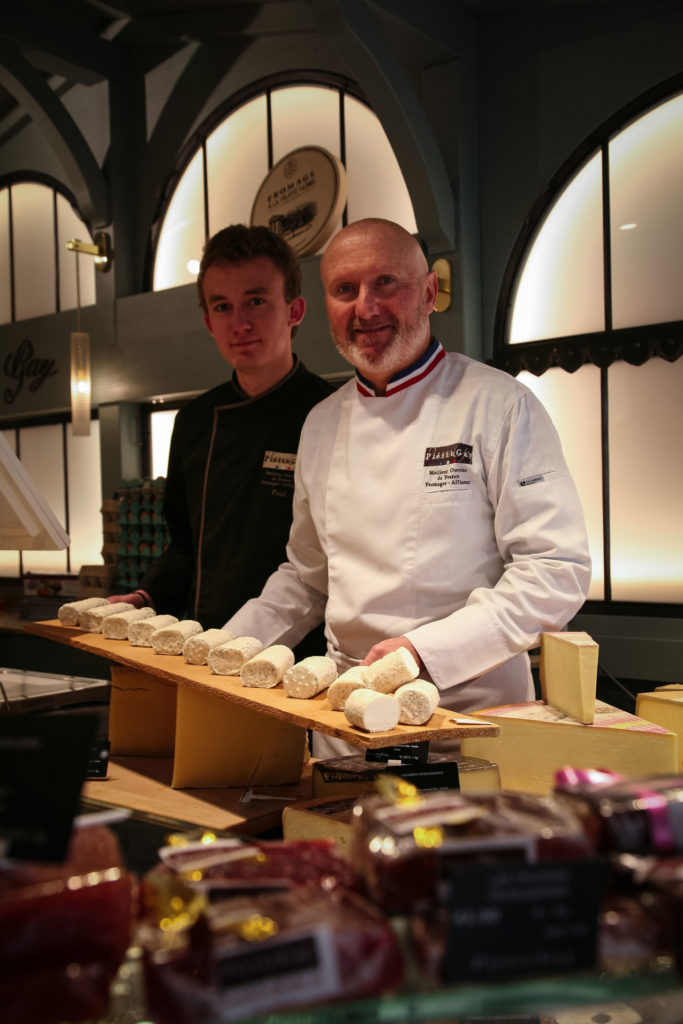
[
  {"left": 150, "top": 408, "right": 178, "bottom": 478},
  {"left": 343, "top": 94, "right": 417, "bottom": 233},
  {"left": 66, "top": 420, "right": 103, "bottom": 573},
  {"left": 509, "top": 154, "right": 604, "bottom": 344},
  {"left": 0, "top": 429, "right": 20, "bottom": 577},
  {"left": 271, "top": 85, "right": 341, "bottom": 164},
  {"left": 19, "top": 425, "right": 68, "bottom": 575},
  {"left": 207, "top": 95, "right": 268, "bottom": 235},
  {"left": 153, "top": 149, "right": 207, "bottom": 291},
  {"left": 517, "top": 366, "right": 604, "bottom": 600},
  {"left": 57, "top": 194, "right": 96, "bottom": 313},
  {"left": 0, "top": 190, "right": 11, "bottom": 325},
  {"left": 13, "top": 183, "right": 56, "bottom": 322},
  {"left": 609, "top": 357, "right": 683, "bottom": 602},
  {"left": 610, "top": 92, "right": 683, "bottom": 329}
]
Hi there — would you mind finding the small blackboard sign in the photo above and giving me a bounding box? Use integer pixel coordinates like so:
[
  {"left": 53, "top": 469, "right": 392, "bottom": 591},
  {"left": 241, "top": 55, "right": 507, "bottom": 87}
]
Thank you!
[
  {"left": 365, "top": 741, "right": 429, "bottom": 764},
  {"left": 0, "top": 714, "right": 98, "bottom": 861},
  {"left": 444, "top": 859, "right": 605, "bottom": 982}
]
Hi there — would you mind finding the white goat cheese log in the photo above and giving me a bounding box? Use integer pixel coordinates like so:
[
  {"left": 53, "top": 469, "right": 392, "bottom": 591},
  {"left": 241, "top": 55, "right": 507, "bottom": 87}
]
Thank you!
[
  {"left": 152, "top": 620, "right": 203, "bottom": 655},
  {"left": 102, "top": 606, "right": 156, "bottom": 639},
  {"left": 283, "top": 656, "right": 338, "bottom": 699},
  {"left": 208, "top": 636, "right": 263, "bottom": 675},
  {"left": 183, "top": 628, "right": 236, "bottom": 666},
  {"left": 80, "top": 602, "right": 136, "bottom": 633},
  {"left": 394, "top": 680, "right": 440, "bottom": 725},
  {"left": 241, "top": 645, "right": 295, "bottom": 688},
  {"left": 344, "top": 689, "right": 400, "bottom": 733},
  {"left": 58, "top": 597, "right": 108, "bottom": 626},
  {"left": 327, "top": 666, "right": 369, "bottom": 711},
  {"left": 128, "top": 614, "right": 178, "bottom": 647},
  {"left": 361, "top": 648, "right": 420, "bottom": 693}
]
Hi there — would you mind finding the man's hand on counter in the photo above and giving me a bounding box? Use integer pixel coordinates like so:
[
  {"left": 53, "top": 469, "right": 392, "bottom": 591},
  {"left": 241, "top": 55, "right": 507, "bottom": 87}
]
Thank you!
[
  {"left": 107, "top": 590, "right": 153, "bottom": 609},
  {"left": 361, "top": 636, "right": 423, "bottom": 671}
]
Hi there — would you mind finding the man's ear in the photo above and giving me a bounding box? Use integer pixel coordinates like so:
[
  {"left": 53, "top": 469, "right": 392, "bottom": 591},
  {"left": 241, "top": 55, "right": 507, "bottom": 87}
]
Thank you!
[
  {"left": 425, "top": 271, "right": 439, "bottom": 314},
  {"left": 288, "top": 295, "right": 306, "bottom": 328}
]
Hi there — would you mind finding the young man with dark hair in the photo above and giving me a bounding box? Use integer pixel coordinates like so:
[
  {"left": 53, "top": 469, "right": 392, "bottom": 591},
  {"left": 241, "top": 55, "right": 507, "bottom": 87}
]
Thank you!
[{"left": 110, "top": 224, "right": 333, "bottom": 630}]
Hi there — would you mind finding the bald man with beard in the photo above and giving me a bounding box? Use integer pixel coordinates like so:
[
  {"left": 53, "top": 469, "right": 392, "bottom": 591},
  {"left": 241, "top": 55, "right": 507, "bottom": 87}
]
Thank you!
[{"left": 225, "top": 218, "right": 591, "bottom": 755}]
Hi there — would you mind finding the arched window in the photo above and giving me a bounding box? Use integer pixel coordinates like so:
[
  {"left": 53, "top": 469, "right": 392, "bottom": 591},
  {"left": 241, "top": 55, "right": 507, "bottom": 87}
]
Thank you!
[
  {"left": 0, "top": 177, "right": 95, "bottom": 325},
  {"left": 495, "top": 81, "right": 683, "bottom": 606},
  {"left": 152, "top": 77, "right": 416, "bottom": 291}
]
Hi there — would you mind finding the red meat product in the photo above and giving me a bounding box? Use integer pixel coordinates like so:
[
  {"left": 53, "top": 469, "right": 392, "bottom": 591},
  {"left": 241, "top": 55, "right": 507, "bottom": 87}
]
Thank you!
[
  {"left": 141, "top": 886, "right": 404, "bottom": 1024},
  {"left": 351, "top": 787, "right": 593, "bottom": 914}
]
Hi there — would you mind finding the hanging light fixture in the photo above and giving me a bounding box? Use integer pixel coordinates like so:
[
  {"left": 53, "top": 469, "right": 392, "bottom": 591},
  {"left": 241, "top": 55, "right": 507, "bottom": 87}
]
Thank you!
[{"left": 66, "top": 233, "right": 112, "bottom": 437}]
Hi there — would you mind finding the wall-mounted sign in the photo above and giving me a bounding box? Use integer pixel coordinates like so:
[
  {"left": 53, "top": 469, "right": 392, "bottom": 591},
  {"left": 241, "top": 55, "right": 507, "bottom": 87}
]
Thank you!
[
  {"left": 3, "top": 339, "right": 58, "bottom": 404},
  {"left": 251, "top": 146, "right": 347, "bottom": 257}
]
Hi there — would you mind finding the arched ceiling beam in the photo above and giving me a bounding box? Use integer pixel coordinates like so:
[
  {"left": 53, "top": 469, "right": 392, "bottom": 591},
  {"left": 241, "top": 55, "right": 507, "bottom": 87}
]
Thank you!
[
  {"left": 311, "top": 0, "right": 455, "bottom": 253},
  {"left": 0, "top": 40, "right": 109, "bottom": 226}
]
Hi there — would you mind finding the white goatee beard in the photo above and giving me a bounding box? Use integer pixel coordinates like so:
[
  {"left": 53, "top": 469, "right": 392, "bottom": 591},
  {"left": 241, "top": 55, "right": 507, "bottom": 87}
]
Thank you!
[{"left": 330, "top": 316, "right": 425, "bottom": 382}]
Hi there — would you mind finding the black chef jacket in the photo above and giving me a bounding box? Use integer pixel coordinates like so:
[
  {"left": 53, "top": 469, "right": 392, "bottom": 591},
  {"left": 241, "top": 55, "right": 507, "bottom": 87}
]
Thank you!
[{"left": 140, "top": 358, "right": 334, "bottom": 632}]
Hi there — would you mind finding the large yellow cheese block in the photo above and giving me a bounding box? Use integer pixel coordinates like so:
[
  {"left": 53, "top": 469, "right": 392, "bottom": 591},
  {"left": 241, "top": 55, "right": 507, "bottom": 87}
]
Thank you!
[
  {"left": 312, "top": 753, "right": 500, "bottom": 799},
  {"left": 636, "top": 690, "right": 683, "bottom": 771},
  {"left": 282, "top": 795, "right": 357, "bottom": 858},
  {"left": 539, "top": 630, "right": 598, "bottom": 724},
  {"left": 171, "top": 684, "right": 308, "bottom": 788},
  {"left": 461, "top": 699, "right": 677, "bottom": 795},
  {"left": 108, "top": 665, "right": 177, "bottom": 756}
]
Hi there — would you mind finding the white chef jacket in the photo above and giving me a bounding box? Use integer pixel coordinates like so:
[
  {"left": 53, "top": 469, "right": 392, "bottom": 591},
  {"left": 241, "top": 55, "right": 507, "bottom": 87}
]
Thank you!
[{"left": 226, "top": 339, "right": 591, "bottom": 750}]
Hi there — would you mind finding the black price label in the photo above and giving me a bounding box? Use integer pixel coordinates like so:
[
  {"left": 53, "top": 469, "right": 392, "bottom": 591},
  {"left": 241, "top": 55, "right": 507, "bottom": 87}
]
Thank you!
[
  {"left": 0, "top": 714, "right": 98, "bottom": 861},
  {"left": 87, "top": 740, "right": 110, "bottom": 778},
  {"left": 390, "top": 761, "right": 460, "bottom": 791},
  {"left": 444, "top": 859, "right": 605, "bottom": 982},
  {"left": 365, "top": 741, "right": 429, "bottom": 764}
]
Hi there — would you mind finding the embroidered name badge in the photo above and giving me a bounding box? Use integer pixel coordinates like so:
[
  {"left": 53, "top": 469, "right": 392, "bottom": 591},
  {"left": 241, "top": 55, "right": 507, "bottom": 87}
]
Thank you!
[{"left": 423, "top": 442, "right": 473, "bottom": 495}]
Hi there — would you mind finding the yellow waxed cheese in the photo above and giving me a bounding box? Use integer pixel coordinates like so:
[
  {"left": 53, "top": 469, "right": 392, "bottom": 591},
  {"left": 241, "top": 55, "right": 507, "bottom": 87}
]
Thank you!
[
  {"left": 636, "top": 690, "right": 683, "bottom": 771},
  {"left": 461, "top": 699, "right": 677, "bottom": 795},
  {"left": 108, "top": 665, "right": 177, "bottom": 755},
  {"left": 171, "top": 684, "right": 307, "bottom": 788},
  {"left": 539, "top": 630, "right": 598, "bottom": 724}
]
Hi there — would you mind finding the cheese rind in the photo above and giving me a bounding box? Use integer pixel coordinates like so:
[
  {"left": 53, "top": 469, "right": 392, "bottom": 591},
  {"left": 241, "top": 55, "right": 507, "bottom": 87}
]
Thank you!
[
  {"left": 80, "top": 602, "right": 136, "bottom": 633},
  {"left": 282, "top": 796, "right": 357, "bottom": 857},
  {"left": 361, "top": 648, "right": 419, "bottom": 693},
  {"left": 151, "top": 620, "right": 203, "bottom": 655},
  {"left": 283, "top": 656, "right": 338, "bottom": 698},
  {"left": 461, "top": 699, "right": 678, "bottom": 795},
  {"left": 240, "top": 645, "right": 295, "bottom": 688},
  {"left": 58, "top": 597, "right": 108, "bottom": 625},
  {"left": 328, "top": 668, "right": 369, "bottom": 711},
  {"left": 128, "top": 614, "right": 178, "bottom": 646},
  {"left": 182, "top": 628, "right": 236, "bottom": 666},
  {"left": 102, "top": 606, "right": 156, "bottom": 639},
  {"left": 539, "top": 631, "right": 598, "bottom": 724},
  {"left": 344, "top": 690, "right": 400, "bottom": 733},
  {"left": 636, "top": 691, "right": 683, "bottom": 771},
  {"left": 208, "top": 636, "right": 263, "bottom": 675}
]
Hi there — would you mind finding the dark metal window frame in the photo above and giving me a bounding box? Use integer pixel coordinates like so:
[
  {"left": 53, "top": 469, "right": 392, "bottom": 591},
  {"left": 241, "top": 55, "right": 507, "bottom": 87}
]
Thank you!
[{"left": 493, "top": 75, "right": 683, "bottom": 614}]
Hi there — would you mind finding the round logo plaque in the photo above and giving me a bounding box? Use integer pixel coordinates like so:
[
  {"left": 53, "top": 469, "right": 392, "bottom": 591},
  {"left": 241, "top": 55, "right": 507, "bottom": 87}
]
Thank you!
[{"left": 250, "top": 146, "right": 347, "bottom": 257}]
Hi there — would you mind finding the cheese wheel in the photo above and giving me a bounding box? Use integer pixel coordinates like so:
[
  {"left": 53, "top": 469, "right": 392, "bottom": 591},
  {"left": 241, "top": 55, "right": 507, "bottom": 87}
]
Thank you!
[
  {"left": 183, "top": 628, "right": 236, "bottom": 666},
  {"left": 283, "top": 656, "right": 338, "bottom": 699},
  {"left": 208, "top": 637, "right": 263, "bottom": 675},
  {"left": 80, "top": 602, "right": 136, "bottom": 633},
  {"left": 327, "top": 667, "right": 369, "bottom": 711},
  {"left": 394, "top": 680, "right": 440, "bottom": 725},
  {"left": 128, "top": 614, "right": 178, "bottom": 647},
  {"left": 241, "top": 645, "right": 295, "bottom": 688},
  {"left": 58, "top": 597, "right": 108, "bottom": 626},
  {"left": 344, "top": 690, "right": 400, "bottom": 733},
  {"left": 152, "top": 620, "right": 203, "bottom": 655},
  {"left": 362, "top": 648, "right": 419, "bottom": 693}
]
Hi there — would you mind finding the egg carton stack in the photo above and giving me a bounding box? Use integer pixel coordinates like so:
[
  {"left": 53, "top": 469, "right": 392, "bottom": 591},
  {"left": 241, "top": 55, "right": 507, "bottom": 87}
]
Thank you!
[{"left": 113, "top": 478, "right": 170, "bottom": 592}]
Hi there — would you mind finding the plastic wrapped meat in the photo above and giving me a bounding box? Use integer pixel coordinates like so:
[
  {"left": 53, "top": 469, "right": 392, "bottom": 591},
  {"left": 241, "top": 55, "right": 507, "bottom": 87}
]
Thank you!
[
  {"left": 0, "top": 822, "right": 137, "bottom": 1024},
  {"left": 141, "top": 885, "right": 404, "bottom": 1024},
  {"left": 351, "top": 785, "right": 593, "bottom": 914},
  {"left": 145, "top": 837, "right": 361, "bottom": 899}
]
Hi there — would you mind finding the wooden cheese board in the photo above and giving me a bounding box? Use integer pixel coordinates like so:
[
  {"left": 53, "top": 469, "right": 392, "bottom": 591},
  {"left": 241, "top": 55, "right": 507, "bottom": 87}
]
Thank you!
[{"left": 24, "top": 620, "right": 500, "bottom": 749}]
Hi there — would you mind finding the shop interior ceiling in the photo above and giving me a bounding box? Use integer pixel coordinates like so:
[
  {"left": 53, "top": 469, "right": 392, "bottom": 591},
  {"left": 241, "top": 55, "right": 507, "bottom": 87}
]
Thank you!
[{"left": 0, "top": 0, "right": 635, "bottom": 145}]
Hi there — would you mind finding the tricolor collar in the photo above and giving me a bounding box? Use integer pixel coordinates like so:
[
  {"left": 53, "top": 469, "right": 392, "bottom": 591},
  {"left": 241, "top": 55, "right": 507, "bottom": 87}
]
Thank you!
[{"left": 355, "top": 337, "right": 445, "bottom": 397}]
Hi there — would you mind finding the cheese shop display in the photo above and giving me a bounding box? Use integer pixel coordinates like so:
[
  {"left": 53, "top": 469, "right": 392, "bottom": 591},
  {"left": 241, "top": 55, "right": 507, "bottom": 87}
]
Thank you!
[
  {"left": 539, "top": 630, "right": 599, "bottom": 724},
  {"left": 460, "top": 699, "right": 678, "bottom": 794},
  {"left": 636, "top": 688, "right": 683, "bottom": 771}
]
